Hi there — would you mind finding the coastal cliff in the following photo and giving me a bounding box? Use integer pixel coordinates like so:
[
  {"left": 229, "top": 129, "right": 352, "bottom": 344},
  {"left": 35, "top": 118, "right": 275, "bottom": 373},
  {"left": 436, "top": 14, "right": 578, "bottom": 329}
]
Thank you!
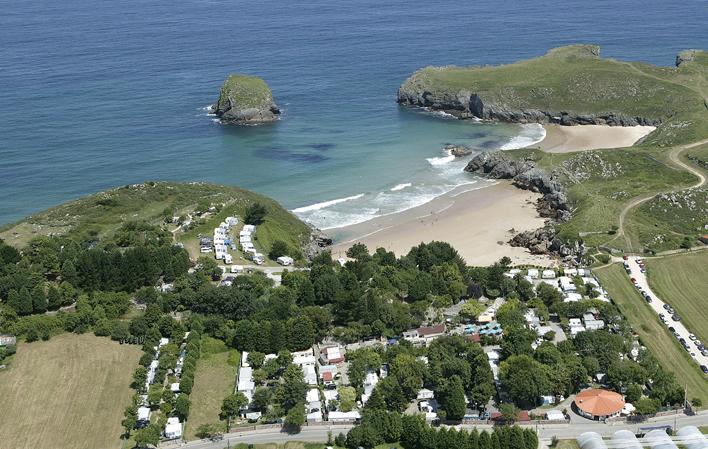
[
  {"left": 214, "top": 74, "right": 280, "bottom": 124},
  {"left": 397, "top": 45, "right": 666, "bottom": 128},
  {"left": 464, "top": 151, "right": 583, "bottom": 260}
]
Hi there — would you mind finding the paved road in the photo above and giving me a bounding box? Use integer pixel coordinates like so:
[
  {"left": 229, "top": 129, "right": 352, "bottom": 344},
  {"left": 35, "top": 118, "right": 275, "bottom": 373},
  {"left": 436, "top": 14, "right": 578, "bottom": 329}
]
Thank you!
[
  {"left": 165, "top": 412, "right": 708, "bottom": 449},
  {"left": 628, "top": 256, "right": 708, "bottom": 368}
]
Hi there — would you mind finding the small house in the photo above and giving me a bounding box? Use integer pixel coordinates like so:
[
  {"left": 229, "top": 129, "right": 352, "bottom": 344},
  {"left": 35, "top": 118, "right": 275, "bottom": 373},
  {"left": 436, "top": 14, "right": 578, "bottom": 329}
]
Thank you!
[
  {"left": 527, "top": 268, "right": 539, "bottom": 279},
  {"left": 320, "top": 346, "right": 345, "bottom": 364},
  {"left": 546, "top": 409, "right": 565, "bottom": 421},
  {"left": 328, "top": 411, "right": 360, "bottom": 423}
]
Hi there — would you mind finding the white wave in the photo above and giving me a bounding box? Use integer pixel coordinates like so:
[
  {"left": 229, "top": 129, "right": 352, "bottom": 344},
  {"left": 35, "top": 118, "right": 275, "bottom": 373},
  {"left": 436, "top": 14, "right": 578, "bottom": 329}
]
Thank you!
[
  {"left": 500, "top": 123, "right": 546, "bottom": 150},
  {"left": 426, "top": 155, "right": 456, "bottom": 166},
  {"left": 291, "top": 193, "right": 365, "bottom": 213},
  {"left": 390, "top": 182, "right": 412, "bottom": 191}
]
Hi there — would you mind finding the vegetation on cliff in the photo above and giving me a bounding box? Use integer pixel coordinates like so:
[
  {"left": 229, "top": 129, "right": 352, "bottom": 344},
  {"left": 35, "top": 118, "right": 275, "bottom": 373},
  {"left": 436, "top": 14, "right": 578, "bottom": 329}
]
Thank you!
[
  {"left": 0, "top": 181, "right": 312, "bottom": 257},
  {"left": 214, "top": 74, "right": 280, "bottom": 124},
  {"left": 402, "top": 45, "right": 708, "bottom": 256}
]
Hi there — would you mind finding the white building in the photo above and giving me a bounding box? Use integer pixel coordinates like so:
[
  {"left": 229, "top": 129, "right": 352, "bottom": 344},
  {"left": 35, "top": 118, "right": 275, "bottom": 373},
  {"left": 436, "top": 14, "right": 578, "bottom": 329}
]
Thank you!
[
  {"left": 542, "top": 269, "right": 556, "bottom": 279},
  {"left": 164, "top": 417, "right": 182, "bottom": 439},
  {"left": 328, "top": 411, "right": 361, "bottom": 423},
  {"left": 527, "top": 268, "right": 539, "bottom": 279},
  {"left": 277, "top": 256, "right": 294, "bottom": 266},
  {"left": 302, "top": 364, "right": 318, "bottom": 386},
  {"left": 559, "top": 276, "right": 577, "bottom": 292},
  {"left": 361, "top": 370, "right": 379, "bottom": 404},
  {"left": 564, "top": 292, "right": 583, "bottom": 303}
]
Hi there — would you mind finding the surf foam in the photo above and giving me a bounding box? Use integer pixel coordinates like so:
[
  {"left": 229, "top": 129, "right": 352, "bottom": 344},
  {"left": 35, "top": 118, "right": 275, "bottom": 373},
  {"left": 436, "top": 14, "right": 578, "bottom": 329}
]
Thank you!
[
  {"left": 500, "top": 123, "right": 546, "bottom": 150},
  {"left": 390, "top": 183, "right": 412, "bottom": 191},
  {"left": 291, "top": 193, "right": 365, "bottom": 213}
]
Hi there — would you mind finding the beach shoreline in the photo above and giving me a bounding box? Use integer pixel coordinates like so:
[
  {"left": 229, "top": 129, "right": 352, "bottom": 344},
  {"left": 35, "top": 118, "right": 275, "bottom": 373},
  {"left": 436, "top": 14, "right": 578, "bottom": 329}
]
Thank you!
[
  {"left": 533, "top": 124, "right": 656, "bottom": 153},
  {"left": 329, "top": 181, "right": 555, "bottom": 267}
]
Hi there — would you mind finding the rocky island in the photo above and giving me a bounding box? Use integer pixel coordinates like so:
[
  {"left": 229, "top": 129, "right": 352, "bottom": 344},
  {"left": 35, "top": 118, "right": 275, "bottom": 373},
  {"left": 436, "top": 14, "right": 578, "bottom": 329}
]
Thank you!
[{"left": 214, "top": 74, "right": 280, "bottom": 124}]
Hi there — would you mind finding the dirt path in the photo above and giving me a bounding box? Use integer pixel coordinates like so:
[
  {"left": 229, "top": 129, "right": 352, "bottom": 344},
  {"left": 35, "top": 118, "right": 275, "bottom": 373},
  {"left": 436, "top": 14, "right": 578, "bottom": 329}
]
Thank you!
[{"left": 612, "top": 138, "right": 708, "bottom": 252}]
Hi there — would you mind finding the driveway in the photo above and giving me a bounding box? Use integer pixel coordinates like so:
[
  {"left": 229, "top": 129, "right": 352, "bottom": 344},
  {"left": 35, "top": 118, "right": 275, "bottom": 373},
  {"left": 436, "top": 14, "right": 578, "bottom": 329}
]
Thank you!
[{"left": 628, "top": 256, "right": 708, "bottom": 368}]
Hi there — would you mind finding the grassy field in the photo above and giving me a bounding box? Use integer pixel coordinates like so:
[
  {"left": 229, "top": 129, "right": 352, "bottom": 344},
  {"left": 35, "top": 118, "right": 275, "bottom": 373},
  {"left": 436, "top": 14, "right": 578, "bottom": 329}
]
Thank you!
[
  {"left": 0, "top": 181, "right": 311, "bottom": 260},
  {"left": 595, "top": 264, "right": 708, "bottom": 403},
  {"left": 645, "top": 251, "right": 708, "bottom": 344},
  {"left": 184, "top": 337, "right": 239, "bottom": 440},
  {"left": 0, "top": 333, "right": 142, "bottom": 449}
]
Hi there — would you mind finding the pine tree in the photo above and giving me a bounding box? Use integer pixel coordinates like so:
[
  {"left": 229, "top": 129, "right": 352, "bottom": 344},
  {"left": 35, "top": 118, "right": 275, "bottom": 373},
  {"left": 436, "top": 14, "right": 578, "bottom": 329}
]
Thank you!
[
  {"left": 479, "top": 431, "right": 492, "bottom": 449},
  {"left": 6, "top": 289, "right": 21, "bottom": 314},
  {"left": 17, "top": 287, "right": 33, "bottom": 315},
  {"left": 364, "top": 386, "right": 387, "bottom": 411},
  {"left": 60, "top": 259, "right": 78, "bottom": 285},
  {"left": 47, "top": 284, "right": 62, "bottom": 310},
  {"left": 31, "top": 284, "right": 47, "bottom": 314}
]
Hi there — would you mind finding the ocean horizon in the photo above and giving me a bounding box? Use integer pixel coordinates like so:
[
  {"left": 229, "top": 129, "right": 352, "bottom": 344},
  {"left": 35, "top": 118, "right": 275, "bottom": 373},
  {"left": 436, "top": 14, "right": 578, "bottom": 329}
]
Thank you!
[{"left": 1, "top": 0, "right": 706, "bottom": 228}]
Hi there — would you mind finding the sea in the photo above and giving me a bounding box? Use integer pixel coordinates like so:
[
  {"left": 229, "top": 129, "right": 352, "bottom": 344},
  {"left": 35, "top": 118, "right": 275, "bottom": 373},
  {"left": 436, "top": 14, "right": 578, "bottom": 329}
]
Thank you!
[{"left": 1, "top": 0, "right": 706, "bottom": 229}]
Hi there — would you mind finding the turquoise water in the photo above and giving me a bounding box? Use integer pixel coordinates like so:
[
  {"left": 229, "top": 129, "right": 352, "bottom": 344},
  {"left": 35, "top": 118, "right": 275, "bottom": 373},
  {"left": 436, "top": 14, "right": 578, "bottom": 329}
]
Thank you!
[{"left": 1, "top": 0, "right": 706, "bottom": 227}]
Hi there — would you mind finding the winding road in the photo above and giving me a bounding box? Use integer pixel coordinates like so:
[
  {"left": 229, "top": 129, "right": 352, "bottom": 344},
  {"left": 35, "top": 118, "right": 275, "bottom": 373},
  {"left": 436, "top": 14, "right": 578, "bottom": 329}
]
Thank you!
[{"left": 613, "top": 137, "right": 708, "bottom": 252}]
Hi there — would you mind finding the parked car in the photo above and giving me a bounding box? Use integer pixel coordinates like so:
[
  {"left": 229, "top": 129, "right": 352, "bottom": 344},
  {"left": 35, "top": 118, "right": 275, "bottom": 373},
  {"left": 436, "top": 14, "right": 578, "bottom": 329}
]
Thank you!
[
  {"left": 663, "top": 304, "right": 671, "bottom": 311},
  {"left": 689, "top": 334, "right": 696, "bottom": 340},
  {"left": 623, "top": 255, "right": 629, "bottom": 260},
  {"left": 701, "top": 365, "right": 708, "bottom": 374},
  {"left": 668, "top": 326, "right": 676, "bottom": 333},
  {"left": 694, "top": 340, "right": 702, "bottom": 348},
  {"left": 630, "top": 277, "right": 637, "bottom": 284},
  {"left": 672, "top": 314, "right": 681, "bottom": 322}
]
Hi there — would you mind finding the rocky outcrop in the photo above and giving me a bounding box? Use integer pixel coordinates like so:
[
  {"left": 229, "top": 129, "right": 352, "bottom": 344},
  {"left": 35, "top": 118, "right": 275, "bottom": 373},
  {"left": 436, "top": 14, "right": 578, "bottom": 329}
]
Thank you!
[
  {"left": 464, "top": 152, "right": 570, "bottom": 221},
  {"left": 303, "top": 228, "right": 333, "bottom": 260},
  {"left": 397, "top": 87, "right": 661, "bottom": 127},
  {"left": 675, "top": 50, "right": 699, "bottom": 67},
  {"left": 465, "top": 151, "right": 582, "bottom": 260},
  {"left": 214, "top": 74, "right": 280, "bottom": 124},
  {"left": 445, "top": 144, "right": 472, "bottom": 157}
]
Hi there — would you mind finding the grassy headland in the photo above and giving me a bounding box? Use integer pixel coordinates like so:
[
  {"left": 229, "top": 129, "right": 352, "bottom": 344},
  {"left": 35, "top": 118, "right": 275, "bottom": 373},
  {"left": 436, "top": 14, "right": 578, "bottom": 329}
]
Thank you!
[
  {"left": 399, "top": 45, "right": 708, "bottom": 254},
  {"left": 0, "top": 181, "right": 312, "bottom": 259}
]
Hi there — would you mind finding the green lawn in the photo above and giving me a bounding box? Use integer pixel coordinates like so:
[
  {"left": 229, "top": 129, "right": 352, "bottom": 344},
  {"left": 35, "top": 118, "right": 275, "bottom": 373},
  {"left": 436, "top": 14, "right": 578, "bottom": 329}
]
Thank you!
[
  {"left": 184, "top": 338, "right": 239, "bottom": 440},
  {"left": 645, "top": 252, "right": 708, "bottom": 344},
  {"left": 595, "top": 264, "right": 708, "bottom": 403}
]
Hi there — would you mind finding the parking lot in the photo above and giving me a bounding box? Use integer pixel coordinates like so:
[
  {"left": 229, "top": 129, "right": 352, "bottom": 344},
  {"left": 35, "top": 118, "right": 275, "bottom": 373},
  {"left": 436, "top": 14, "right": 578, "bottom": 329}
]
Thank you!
[{"left": 625, "top": 256, "right": 708, "bottom": 370}]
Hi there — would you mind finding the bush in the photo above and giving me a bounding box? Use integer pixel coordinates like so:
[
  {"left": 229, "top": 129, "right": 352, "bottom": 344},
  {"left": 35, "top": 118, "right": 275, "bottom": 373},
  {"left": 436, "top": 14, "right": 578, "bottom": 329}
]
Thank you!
[
  {"left": 244, "top": 203, "right": 267, "bottom": 225},
  {"left": 268, "top": 240, "right": 290, "bottom": 260}
]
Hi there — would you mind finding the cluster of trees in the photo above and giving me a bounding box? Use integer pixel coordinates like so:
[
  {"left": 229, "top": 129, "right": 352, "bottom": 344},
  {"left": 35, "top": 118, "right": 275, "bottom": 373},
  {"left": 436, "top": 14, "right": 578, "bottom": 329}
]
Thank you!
[
  {"left": 219, "top": 351, "right": 308, "bottom": 429},
  {"left": 345, "top": 413, "right": 537, "bottom": 449},
  {"left": 493, "top": 284, "right": 685, "bottom": 409},
  {"left": 343, "top": 336, "right": 495, "bottom": 421},
  {"left": 0, "top": 223, "right": 189, "bottom": 324}
]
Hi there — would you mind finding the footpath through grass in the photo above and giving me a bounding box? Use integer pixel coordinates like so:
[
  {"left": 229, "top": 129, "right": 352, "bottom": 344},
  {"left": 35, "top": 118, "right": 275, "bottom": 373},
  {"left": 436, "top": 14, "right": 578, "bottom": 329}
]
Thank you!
[
  {"left": 0, "top": 333, "right": 141, "bottom": 449},
  {"left": 595, "top": 264, "right": 708, "bottom": 404},
  {"left": 184, "top": 337, "right": 240, "bottom": 440},
  {"left": 645, "top": 251, "right": 708, "bottom": 344}
]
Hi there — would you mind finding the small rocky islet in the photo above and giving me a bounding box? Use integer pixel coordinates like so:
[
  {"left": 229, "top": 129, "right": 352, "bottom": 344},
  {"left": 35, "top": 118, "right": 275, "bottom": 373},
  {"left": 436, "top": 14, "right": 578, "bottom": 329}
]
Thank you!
[{"left": 213, "top": 74, "right": 280, "bottom": 125}]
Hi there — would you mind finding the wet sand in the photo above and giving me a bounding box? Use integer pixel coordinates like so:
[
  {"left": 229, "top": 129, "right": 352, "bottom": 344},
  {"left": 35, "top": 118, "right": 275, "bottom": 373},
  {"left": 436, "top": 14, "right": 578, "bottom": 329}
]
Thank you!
[{"left": 330, "top": 182, "right": 555, "bottom": 267}]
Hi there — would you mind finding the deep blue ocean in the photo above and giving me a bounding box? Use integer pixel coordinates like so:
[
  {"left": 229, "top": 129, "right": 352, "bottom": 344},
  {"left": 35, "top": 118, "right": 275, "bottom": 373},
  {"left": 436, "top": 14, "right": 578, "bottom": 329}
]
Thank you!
[{"left": 1, "top": 0, "right": 707, "bottom": 228}]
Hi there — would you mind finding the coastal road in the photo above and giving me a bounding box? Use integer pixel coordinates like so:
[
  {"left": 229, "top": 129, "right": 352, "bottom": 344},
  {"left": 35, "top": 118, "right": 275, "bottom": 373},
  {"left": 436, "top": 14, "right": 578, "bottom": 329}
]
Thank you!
[
  {"left": 628, "top": 256, "right": 708, "bottom": 368},
  {"left": 163, "top": 412, "right": 708, "bottom": 449}
]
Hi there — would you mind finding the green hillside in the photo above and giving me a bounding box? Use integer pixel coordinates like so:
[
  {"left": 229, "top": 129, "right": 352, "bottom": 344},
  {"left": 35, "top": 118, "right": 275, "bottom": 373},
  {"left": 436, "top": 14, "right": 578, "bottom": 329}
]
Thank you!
[
  {"left": 400, "top": 45, "right": 708, "bottom": 254},
  {"left": 0, "top": 181, "right": 312, "bottom": 258}
]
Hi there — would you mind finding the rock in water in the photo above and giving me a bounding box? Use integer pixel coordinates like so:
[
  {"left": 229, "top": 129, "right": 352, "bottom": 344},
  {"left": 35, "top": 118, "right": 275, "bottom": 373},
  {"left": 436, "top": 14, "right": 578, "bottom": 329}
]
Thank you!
[{"left": 214, "top": 74, "right": 280, "bottom": 124}]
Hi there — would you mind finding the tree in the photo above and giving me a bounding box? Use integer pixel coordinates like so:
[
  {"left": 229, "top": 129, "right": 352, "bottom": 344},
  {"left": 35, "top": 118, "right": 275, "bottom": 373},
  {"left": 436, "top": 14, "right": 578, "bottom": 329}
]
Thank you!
[
  {"left": 121, "top": 404, "right": 137, "bottom": 437},
  {"left": 440, "top": 376, "right": 467, "bottom": 420},
  {"left": 346, "top": 422, "right": 383, "bottom": 449},
  {"left": 499, "top": 403, "right": 519, "bottom": 423},
  {"left": 281, "top": 364, "right": 307, "bottom": 411},
  {"left": 195, "top": 423, "right": 220, "bottom": 439},
  {"left": 500, "top": 355, "right": 551, "bottom": 407},
  {"left": 268, "top": 240, "right": 290, "bottom": 260},
  {"left": 175, "top": 393, "right": 191, "bottom": 420},
  {"left": 339, "top": 386, "right": 357, "bottom": 412},
  {"left": 252, "top": 386, "right": 272, "bottom": 412},
  {"left": 244, "top": 202, "right": 267, "bottom": 225},
  {"left": 634, "top": 397, "right": 660, "bottom": 415},
  {"left": 220, "top": 392, "right": 248, "bottom": 431},
  {"left": 15, "top": 287, "right": 32, "bottom": 315},
  {"left": 47, "top": 284, "right": 62, "bottom": 310},
  {"left": 284, "top": 403, "right": 305, "bottom": 431},
  {"left": 625, "top": 383, "right": 643, "bottom": 403},
  {"left": 459, "top": 301, "right": 485, "bottom": 320},
  {"left": 31, "top": 284, "right": 47, "bottom": 313},
  {"left": 132, "top": 366, "right": 148, "bottom": 391},
  {"left": 364, "top": 386, "right": 387, "bottom": 411},
  {"left": 133, "top": 423, "right": 160, "bottom": 447}
]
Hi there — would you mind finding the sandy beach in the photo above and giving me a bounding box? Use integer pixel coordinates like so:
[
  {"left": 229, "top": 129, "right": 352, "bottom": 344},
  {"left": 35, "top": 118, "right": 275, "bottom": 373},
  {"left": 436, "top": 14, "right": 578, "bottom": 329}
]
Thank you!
[
  {"left": 330, "top": 182, "right": 555, "bottom": 267},
  {"left": 535, "top": 124, "right": 656, "bottom": 153}
]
